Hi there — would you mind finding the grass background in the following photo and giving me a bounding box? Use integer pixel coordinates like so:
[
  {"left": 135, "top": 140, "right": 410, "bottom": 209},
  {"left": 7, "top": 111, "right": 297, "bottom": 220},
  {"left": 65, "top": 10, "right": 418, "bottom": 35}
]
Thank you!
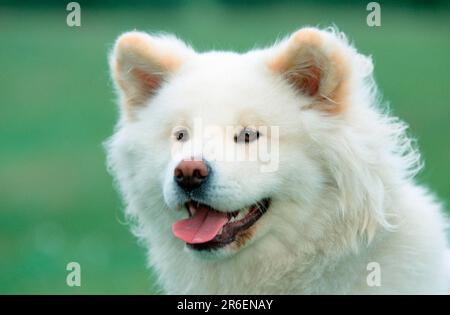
[{"left": 0, "top": 1, "right": 449, "bottom": 294}]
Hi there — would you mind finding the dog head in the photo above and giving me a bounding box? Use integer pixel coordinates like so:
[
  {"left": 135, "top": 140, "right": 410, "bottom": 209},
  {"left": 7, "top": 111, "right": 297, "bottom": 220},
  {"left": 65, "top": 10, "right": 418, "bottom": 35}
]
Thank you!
[{"left": 106, "top": 28, "right": 394, "bottom": 260}]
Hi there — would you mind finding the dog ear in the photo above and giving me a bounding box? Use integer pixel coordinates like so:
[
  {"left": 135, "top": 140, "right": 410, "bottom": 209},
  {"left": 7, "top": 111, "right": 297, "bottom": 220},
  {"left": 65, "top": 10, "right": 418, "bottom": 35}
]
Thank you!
[
  {"left": 268, "top": 28, "right": 352, "bottom": 114},
  {"left": 109, "top": 31, "right": 193, "bottom": 117}
]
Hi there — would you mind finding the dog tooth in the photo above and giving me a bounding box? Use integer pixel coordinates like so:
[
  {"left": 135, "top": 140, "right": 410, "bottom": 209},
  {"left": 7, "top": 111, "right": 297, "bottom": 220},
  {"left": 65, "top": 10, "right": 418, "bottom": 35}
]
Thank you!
[{"left": 236, "top": 209, "right": 247, "bottom": 220}]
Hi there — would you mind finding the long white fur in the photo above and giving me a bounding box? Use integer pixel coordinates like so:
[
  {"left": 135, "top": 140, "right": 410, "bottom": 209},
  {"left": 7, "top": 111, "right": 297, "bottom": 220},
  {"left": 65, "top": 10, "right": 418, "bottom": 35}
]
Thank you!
[{"left": 106, "top": 27, "right": 450, "bottom": 294}]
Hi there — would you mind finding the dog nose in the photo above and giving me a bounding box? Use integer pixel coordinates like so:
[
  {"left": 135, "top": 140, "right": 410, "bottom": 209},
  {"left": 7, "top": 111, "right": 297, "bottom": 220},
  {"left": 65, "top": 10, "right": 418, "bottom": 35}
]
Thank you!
[{"left": 174, "top": 159, "right": 209, "bottom": 191}]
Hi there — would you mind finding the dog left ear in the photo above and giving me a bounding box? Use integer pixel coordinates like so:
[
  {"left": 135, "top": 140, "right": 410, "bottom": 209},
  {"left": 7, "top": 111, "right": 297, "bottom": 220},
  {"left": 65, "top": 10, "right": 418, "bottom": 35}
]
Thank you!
[
  {"left": 109, "top": 31, "right": 194, "bottom": 118},
  {"left": 267, "top": 28, "right": 352, "bottom": 114}
]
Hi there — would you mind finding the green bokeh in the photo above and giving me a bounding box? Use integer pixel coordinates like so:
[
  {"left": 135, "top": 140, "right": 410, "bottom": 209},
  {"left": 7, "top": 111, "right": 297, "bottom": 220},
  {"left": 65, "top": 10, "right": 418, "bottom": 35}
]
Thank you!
[{"left": 0, "top": 2, "right": 449, "bottom": 294}]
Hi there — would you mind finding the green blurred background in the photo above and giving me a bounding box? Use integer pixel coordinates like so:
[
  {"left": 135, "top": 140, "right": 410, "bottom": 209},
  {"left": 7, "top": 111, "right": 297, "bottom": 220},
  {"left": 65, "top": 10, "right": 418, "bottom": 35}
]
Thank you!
[{"left": 0, "top": 0, "right": 449, "bottom": 294}]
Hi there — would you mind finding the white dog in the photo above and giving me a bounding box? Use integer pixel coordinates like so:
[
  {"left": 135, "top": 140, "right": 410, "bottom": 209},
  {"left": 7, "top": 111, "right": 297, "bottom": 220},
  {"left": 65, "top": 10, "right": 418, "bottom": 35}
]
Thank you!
[{"left": 106, "top": 27, "right": 449, "bottom": 294}]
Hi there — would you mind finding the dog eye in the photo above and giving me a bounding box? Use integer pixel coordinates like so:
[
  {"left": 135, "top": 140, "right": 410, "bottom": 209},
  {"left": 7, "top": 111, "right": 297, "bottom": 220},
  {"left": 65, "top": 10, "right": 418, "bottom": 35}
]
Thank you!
[
  {"left": 174, "top": 129, "right": 189, "bottom": 142},
  {"left": 234, "top": 128, "right": 260, "bottom": 143}
]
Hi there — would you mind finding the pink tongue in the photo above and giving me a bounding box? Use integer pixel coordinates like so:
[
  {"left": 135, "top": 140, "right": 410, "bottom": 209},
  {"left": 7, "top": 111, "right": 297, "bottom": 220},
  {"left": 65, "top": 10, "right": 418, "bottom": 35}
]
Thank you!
[{"left": 172, "top": 205, "right": 229, "bottom": 244}]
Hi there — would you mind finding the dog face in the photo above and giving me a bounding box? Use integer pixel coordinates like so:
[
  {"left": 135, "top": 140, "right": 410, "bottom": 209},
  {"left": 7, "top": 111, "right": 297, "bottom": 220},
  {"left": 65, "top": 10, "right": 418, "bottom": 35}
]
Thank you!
[{"left": 107, "top": 28, "right": 381, "bottom": 259}]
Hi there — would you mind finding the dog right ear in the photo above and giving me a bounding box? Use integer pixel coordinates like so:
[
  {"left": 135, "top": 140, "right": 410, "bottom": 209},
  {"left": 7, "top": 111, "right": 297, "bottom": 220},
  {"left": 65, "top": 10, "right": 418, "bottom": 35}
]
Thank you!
[
  {"left": 109, "top": 31, "right": 193, "bottom": 117},
  {"left": 267, "top": 28, "right": 357, "bottom": 114}
]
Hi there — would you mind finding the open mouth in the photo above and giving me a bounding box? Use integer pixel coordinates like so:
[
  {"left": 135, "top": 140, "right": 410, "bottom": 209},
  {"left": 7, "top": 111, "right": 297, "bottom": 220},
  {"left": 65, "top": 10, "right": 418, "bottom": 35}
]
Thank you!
[{"left": 172, "top": 198, "right": 271, "bottom": 251}]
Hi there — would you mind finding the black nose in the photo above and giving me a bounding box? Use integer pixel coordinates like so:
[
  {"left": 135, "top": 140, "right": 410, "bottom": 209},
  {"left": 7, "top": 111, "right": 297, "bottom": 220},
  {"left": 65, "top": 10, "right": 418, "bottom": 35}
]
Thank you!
[{"left": 174, "top": 159, "right": 209, "bottom": 192}]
